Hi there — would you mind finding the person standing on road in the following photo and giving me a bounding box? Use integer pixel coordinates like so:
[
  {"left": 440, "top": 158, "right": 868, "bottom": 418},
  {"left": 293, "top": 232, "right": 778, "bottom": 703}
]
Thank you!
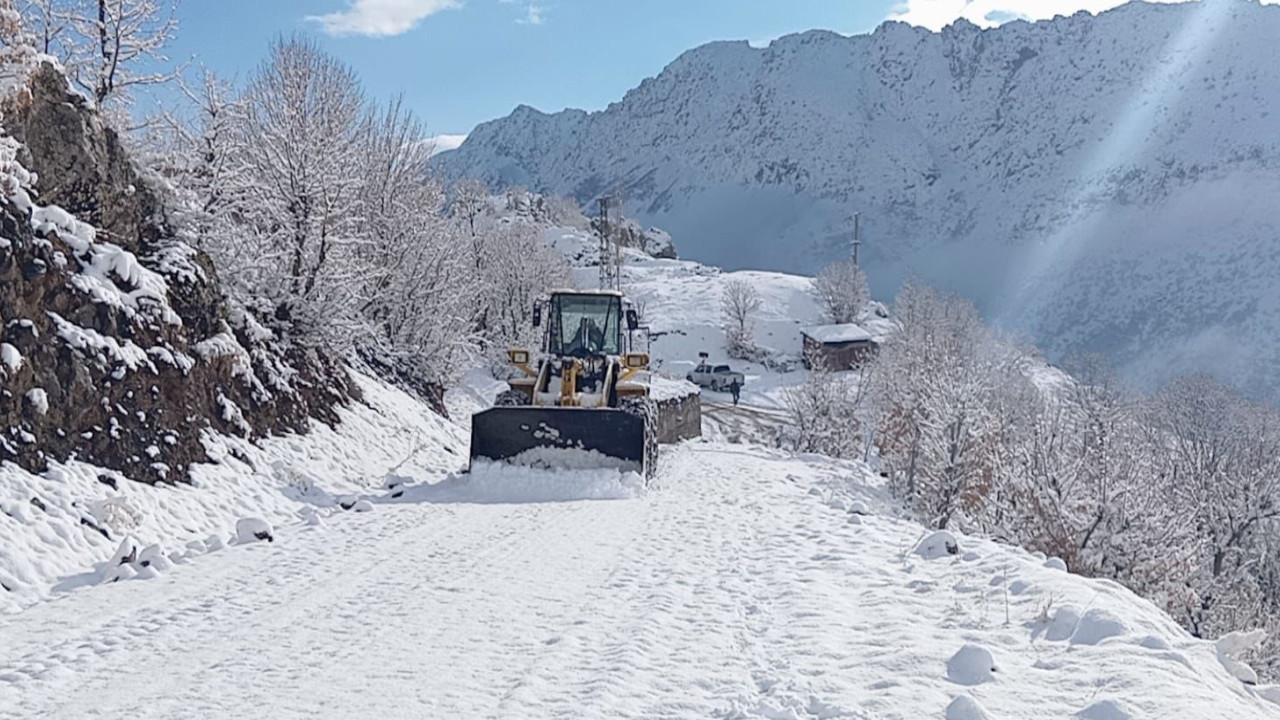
[{"left": 729, "top": 378, "right": 742, "bottom": 406}]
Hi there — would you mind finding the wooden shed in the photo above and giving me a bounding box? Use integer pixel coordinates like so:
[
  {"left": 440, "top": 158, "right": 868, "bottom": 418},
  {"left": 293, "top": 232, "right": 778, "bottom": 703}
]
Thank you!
[{"left": 801, "top": 323, "right": 878, "bottom": 370}]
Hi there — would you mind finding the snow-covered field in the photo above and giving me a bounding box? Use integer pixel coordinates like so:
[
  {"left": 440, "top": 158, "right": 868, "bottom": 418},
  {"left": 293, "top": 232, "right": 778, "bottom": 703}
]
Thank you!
[{"left": 3, "top": 440, "right": 1276, "bottom": 719}]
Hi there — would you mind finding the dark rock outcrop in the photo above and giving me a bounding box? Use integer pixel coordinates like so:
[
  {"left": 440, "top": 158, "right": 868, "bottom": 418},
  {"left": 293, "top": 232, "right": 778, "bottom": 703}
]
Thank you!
[{"left": 0, "top": 62, "right": 355, "bottom": 484}]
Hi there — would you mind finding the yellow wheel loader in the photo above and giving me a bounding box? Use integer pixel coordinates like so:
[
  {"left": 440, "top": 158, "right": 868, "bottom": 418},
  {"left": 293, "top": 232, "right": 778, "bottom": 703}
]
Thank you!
[{"left": 469, "top": 289, "right": 658, "bottom": 478}]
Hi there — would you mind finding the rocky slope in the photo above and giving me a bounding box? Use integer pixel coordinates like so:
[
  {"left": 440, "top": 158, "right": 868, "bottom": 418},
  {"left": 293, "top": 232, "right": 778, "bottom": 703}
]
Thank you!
[
  {"left": 436, "top": 0, "right": 1280, "bottom": 400},
  {"left": 0, "top": 63, "right": 354, "bottom": 484}
]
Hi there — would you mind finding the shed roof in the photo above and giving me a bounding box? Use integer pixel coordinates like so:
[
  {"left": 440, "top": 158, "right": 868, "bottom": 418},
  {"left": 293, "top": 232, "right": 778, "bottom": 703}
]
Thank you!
[{"left": 801, "top": 323, "right": 874, "bottom": 344}]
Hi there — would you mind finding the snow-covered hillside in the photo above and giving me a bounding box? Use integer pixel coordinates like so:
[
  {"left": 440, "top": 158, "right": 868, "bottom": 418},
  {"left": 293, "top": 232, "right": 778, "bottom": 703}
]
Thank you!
[
  {"left": 437, "top": 0, "right": 1280, "bottom": 401},
  {"left": 3, "top": 441, "right": 1277, "bottom": 718}
]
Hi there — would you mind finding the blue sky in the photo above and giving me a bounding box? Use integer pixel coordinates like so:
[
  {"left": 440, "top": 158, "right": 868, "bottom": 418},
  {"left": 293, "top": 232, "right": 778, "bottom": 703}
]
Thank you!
[
  {"left": 165, "top": 1, "right": 896, "bottom": 141},
  {"left": 162, "top": 0, "right": 1218, "bottom": 144}
]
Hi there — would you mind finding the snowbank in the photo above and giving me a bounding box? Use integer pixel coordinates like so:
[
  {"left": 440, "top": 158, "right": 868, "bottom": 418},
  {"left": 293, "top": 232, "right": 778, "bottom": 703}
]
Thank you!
[
  {"left": 0, "top": 372, "right": 465, "bottom": 612},
  {"left": 396, "top": 461, "right": 644, "bottom": 504}
]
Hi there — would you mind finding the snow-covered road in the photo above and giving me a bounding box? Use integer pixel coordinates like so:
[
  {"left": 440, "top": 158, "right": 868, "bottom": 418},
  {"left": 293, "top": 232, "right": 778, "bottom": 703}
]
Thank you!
[
  {"left": 2, "top": 443, "right": 1275, "bottom": 719},
  {"left": 701, "top": 401, "right": 791, "bottom": 446}
]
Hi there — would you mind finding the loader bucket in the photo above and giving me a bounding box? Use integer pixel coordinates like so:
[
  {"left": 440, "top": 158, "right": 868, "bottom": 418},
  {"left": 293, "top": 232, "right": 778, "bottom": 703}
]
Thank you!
[{"left": 469, "top": 406, "right": 647, "bottom": 474}]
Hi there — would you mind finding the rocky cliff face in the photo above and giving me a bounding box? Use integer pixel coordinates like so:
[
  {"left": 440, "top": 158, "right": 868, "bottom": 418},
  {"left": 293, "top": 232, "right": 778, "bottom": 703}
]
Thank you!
[
  {"left": 0, "top": 63, "right": 354, "bottom": 484},
  {"left": 437, "top": 0, "right": 1280, "bottom": 400}
]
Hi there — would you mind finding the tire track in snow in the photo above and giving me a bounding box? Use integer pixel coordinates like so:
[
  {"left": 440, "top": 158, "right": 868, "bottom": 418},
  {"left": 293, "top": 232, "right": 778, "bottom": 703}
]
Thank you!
[{"left": 0, "top": 501, "right": 575, "bottom": 719}]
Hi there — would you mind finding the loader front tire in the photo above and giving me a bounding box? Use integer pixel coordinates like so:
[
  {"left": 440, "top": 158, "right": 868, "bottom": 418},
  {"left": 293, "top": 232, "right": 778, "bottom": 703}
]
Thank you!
[
  {"left": 494, "top": 389, "right": 527, "bottom": 407},
  {"left": 620, "top": 396, "right": 659, "bottom": 483}
]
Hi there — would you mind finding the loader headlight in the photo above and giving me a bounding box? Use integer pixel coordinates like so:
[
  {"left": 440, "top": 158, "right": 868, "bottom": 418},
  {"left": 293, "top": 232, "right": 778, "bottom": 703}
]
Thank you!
[
  {"left": 624, "top": 353, "right": 649, "bottom": 369},
  {"left": 509, "top": 350, "right": 530, "bottom": 365}
]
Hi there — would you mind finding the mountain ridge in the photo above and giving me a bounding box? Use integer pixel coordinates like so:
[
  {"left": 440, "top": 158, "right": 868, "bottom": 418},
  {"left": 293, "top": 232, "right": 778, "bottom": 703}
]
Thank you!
[{"left": 437, "top": 0, "right": 1280, "bottom": 400}]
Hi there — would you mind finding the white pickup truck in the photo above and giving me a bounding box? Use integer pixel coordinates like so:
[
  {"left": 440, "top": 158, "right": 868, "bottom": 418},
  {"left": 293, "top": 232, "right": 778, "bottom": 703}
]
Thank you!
[{"left": 686, "top": 363, "right": 745, "bottom": 391}]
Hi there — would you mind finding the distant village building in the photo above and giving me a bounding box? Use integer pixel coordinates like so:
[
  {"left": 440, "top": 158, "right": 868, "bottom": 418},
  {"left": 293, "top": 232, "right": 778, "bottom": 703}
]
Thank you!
[{"left": 801, "top": 323, "right": 879, "bottom": 370}]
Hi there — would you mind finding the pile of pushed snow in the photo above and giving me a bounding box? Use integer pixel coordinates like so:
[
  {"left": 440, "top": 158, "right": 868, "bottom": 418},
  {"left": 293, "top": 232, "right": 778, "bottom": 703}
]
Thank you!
[
  {"left": 647, "top": 373, "right": 700, "bottom": 403},
  {"left": 397, "top": 460, "right": 644, "bottom": 505},
  {"left": 0, "top": 373, "right": 465, "bottom": 612}
]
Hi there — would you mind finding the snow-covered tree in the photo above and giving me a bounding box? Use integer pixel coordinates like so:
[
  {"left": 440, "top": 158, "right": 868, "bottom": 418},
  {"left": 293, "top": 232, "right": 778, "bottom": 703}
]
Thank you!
[
  {"left": 543, "top": 193, "right": 588, "bottom": 229},
  {"left": 872, "top": 283, "right": 1026, "bottom": 530},
  {"left": 451, "top": 177, "right": 487, "bottom": 239},
  {"left": 474, "top": 219, "right": 568, "bottom": 355},
  {"left": 356, "top": 96, "right": 475, "bottom": 382},
  {"left": 62, "top": 0, "right": 180, "bottom": 108},
  {"left": 234, "top": 35, "right": 367, "bottom": 347},
  {"left": 1149, "top": 375, "right": 1280, "bottom": 641},
  {"left": 141, "top": 66, "right": 247, "bottom": 256},
  {"left": 1, "top": 0, "right": 38, "bottom": 100},
  {"left": 783, "top": 350, "right": 872, "bottom": 459},
  {"left": 722, "top": 277, "right": 761, "bottom": 359},
  {"left": 17, "top": 0, "right": 68, "bottom": 56},
  {"left": 812, "top": 257, "right": 869, "bottom": 325}
]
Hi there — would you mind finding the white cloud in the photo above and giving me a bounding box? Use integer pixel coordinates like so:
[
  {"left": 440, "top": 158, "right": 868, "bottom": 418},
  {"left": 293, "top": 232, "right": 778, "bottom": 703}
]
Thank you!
[
  {"left": 427, "top": 133, "right": 468, "bottom": 156},
  {"left": 888, "top": 0, "right": 1201, "bottom": 31},
  {"left": 308, "top": 0, "right": 461, "bottom": 37},
  {"left": 520, "top": 4, "right": 545, "bottom": 25},
  {"left": 500, "top": 0, "right": 545, "bottom": 25}
]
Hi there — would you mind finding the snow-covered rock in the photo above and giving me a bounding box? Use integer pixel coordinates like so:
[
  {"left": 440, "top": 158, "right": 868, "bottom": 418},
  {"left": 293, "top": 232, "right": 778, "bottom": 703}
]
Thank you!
[
  {"left": 439, "top": 0, "right": 1280, "bottom": 403},
  {"left": 22, "top": 388, "right": 48, "bottom": 416},
  {"left": 1, "top": 62, "right": 356, "bottom": 485},
  {"left": 945, "top": 694, "right": 991, "bottom": 720},
  {"left": 1076, "top": 699, "right": 1134, "bottom": 720},
  {"left": 1217, "top": 630, "right": 1267, "bottom": 685},
  {"left": 1045, "top": 605, "right": 1082, "bottom": 642},
  {"left": 106, "top": 536, "right": 139, "bottom": 569},
  {"left": 137, "top": 544, "right": 171, "bottom": 571},
  {"left": 947, "top": 644, "right": 996, "bottom": 686},
  {"left": 235, "top": 518, "right": 275, "bottom": 544},
  {"left": 915, "top": 530, "right": 960, "bottom": 560},
  {"left": 99, "top": 562, "right": 138, "bottom": 584},
  {"left": 1071, "top": 608, "right": 1128, "bottom": 646}
]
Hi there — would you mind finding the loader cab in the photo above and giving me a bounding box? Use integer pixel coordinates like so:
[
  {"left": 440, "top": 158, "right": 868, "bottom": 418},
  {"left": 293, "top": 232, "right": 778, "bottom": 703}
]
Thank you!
[{"left": 545, "top": 291, "right": 628, "bottom": 358}]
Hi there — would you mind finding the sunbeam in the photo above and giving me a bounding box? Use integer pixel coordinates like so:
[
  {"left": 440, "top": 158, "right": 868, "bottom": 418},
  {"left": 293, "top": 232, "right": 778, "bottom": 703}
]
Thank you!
[{"left": 995, "top": 0, "right": 1237, "bottom": 328}]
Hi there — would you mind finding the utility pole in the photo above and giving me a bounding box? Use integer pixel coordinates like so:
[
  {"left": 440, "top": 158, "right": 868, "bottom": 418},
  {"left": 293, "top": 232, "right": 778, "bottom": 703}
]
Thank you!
[
  {"left": 598, "top": 196, "right": 620, "bottom": 291},
  {"left": 598, "top": 196, "right": 609, "bottom": 290},
  {"left": 852, "top": 212, "right": 862, "bottom": 266}
]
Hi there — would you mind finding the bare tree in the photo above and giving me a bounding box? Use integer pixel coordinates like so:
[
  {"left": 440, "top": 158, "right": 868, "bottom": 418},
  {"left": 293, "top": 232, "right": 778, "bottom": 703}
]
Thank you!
[
  {"left": 722, "top": 277, "right": 761, "bottom": 358},
  {"left": 812, "top": 257, "right": 870, "bottom": 325}
]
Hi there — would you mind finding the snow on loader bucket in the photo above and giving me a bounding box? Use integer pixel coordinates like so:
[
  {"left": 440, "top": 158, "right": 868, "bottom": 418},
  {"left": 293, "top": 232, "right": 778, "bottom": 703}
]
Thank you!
[{"left": 469, "top": 406, "right": 649, "bottom": 475}]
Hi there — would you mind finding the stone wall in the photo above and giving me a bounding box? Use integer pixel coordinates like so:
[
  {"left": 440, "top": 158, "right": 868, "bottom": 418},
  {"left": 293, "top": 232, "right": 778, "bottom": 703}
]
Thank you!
[{"left": 655, "top": 391, "right": 701, "bottom": 444}]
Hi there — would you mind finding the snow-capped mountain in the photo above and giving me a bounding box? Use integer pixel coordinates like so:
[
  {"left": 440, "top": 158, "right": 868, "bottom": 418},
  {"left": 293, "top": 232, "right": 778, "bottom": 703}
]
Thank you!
[{"left": 436, "top": 0, "right": 1280, "bottom": 401}]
